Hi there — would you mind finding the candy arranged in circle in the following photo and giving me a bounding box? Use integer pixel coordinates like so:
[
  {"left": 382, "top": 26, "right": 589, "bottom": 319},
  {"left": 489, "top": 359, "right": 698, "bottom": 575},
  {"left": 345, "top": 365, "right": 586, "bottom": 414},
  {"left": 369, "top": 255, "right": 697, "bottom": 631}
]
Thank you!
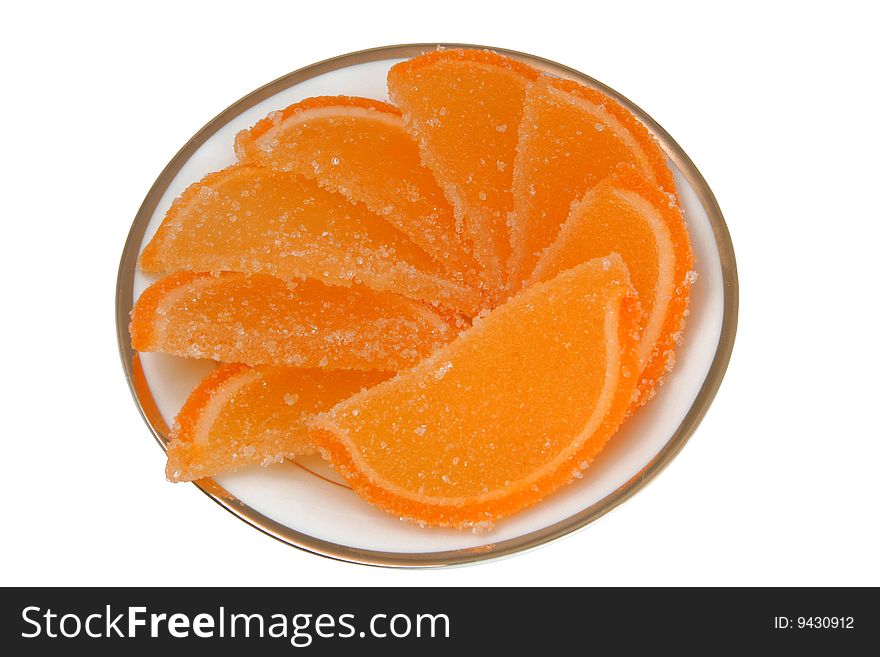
[{"left": 130, "top": 48, "right": 695, "bottom": 529}]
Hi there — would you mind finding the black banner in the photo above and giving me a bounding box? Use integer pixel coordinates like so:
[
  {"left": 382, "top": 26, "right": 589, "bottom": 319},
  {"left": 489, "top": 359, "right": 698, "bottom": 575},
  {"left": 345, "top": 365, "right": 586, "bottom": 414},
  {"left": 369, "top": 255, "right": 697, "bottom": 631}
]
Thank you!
[{"left": 2, "top": 587, "right": 876, "bottom": 653}]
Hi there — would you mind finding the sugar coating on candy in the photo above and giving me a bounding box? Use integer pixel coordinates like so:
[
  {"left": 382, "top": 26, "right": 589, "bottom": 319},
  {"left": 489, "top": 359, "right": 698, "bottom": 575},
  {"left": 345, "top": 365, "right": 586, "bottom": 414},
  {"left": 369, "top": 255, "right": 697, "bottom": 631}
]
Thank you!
[
  {"left": 139, "top": 164, "right": 482, "bottom": 315},
  {"left": 508, "top": 76, "right": 678, "bottom": 291},
  {"left": 529, "top": 170, "right": 694, "bottom": 406},
  {"left": 166, "top": 364, "right": 390, "bottom": 481},
  {"left": 234, "top": 96, "right": 481, "bottom": 290},
  {"left": 309, "top": 255, "right": 642, "bottom": 528},
  {"left": 388, "top": 49, "right": 540, "bottom": 298},
  {"left": 130, "top": 271, "right": 458, "bottom": 371}
]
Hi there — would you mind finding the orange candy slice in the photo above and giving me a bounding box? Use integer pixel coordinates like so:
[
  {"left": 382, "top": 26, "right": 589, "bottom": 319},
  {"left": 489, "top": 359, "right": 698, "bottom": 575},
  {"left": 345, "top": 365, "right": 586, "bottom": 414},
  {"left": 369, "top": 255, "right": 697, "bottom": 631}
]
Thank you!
[
  {"left": 234, "top": 96, "right": 479, "bottom": 285},
  {"left": 530, "top": 171, "right": 694, "bottom": 404},
  {"left": 166, "top": 364, "right": 389, "bottom": 481},
  {"left": 139, "top": 164, "right": 481, "bottom": 315},
  {"left": 508, "top": 76, "right": 678, "bottom": 290},
  {"left": 309, "top": 255, "right": 641, "bottom": 527},
  {"left": 130, "top": 271, "right": 457, "bottom": 371},
  {"left": 388, "top": 49, "right": 540, "bottom": 296}
]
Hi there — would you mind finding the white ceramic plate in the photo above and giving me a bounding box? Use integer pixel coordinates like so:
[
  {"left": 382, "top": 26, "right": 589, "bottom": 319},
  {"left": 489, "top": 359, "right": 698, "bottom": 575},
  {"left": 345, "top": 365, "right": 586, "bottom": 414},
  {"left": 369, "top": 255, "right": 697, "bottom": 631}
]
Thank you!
[{"left": 116, "top": 44, "right": 738, "bottom": 566}]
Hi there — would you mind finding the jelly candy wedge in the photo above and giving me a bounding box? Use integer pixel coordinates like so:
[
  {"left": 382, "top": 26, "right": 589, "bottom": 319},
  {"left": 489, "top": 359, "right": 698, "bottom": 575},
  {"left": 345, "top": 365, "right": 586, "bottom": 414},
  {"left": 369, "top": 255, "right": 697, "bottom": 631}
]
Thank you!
[
  {"left": 166, "top": 364, "right": 390, "bottom": 481},
  {"left": 234, "top": 96, "right": 480, "bottom": 286},
  {"left": 309, "top": 255, "right": 642, "bottom": 528},
  {"left": 139, "top": 164, "right": 482, "bottom": 315},
  {"left": 388, "top": 49, "right": 540, "bottom": 297},
  {"left": 530, "top": 172, "right": 694, "bottom": 405},
  {"left": 130, "top": 271, "right": 457, "bottom": 371},
  {"left": 508, "top": 76, "right": 678, "bottom": 290}
]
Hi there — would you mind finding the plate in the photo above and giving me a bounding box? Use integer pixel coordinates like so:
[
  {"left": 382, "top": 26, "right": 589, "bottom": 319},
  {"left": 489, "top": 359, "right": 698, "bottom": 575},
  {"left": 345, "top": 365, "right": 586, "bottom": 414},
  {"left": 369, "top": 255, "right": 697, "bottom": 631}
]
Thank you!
[{"left": 116, "top": 43, "right": 738, "bottom": 567}]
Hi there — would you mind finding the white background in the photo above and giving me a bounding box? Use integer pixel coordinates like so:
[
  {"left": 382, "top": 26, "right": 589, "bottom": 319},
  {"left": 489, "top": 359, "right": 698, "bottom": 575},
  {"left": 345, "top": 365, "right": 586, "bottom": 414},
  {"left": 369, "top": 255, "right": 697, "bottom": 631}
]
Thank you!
[{"left": 2, "top": 1, "right": 877, "bottom": 586}]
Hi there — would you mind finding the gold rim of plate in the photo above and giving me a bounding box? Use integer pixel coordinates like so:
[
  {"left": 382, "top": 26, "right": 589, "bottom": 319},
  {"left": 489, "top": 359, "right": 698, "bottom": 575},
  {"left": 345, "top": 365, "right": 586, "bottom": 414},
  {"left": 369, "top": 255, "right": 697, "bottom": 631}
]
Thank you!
[{"left": 115, "top": 43, "right": 739, "bottom": 568}]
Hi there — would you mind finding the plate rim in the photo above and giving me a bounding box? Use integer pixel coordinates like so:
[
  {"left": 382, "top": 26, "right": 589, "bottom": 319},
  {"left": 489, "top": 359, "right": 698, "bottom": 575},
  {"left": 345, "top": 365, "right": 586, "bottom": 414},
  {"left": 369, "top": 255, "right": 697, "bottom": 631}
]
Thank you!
[{"left": 115, "top": 42, "right": 739, "bottom": 568}]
